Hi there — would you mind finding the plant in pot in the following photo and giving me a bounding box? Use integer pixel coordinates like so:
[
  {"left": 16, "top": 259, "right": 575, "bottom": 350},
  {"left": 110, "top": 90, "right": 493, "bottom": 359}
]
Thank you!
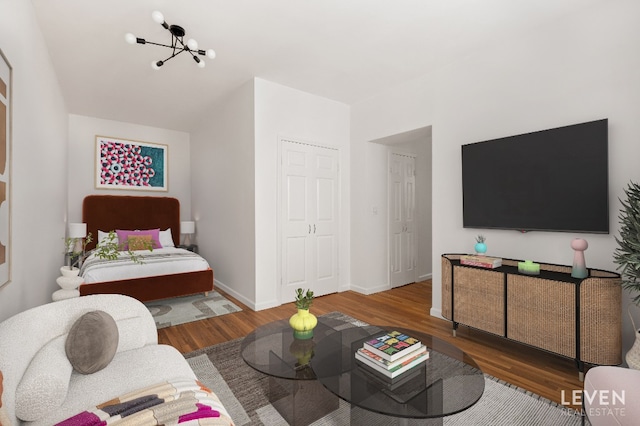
[
  {"left": 289, "top": 288, "right": 317, "bottom": 340},
  {"left": 614, "top": 181, "right": 640, "bottom": 369},
  {"left": 474, "top": 235, "right": 487, "bottom": 254},
  {"left": 63, "top": 231, "right": 150, "bottom": 274}
]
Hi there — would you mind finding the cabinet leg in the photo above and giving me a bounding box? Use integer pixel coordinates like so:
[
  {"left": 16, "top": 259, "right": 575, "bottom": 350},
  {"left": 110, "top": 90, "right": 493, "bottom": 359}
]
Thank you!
[
  {"left": 577, "top": 360, "right": 585, "bottom": 382},
  {"left": 453, "top": 322, "right": 458, "bottom": 337}
]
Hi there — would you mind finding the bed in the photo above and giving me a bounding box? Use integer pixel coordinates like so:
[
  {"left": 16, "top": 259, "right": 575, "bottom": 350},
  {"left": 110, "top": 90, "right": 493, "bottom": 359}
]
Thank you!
[{"left": 78, "top": 195, "right": 214, "bottom": 302}]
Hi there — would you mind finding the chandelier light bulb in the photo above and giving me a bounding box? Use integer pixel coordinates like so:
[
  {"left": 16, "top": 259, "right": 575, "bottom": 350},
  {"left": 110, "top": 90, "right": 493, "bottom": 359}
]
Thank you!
[
  {"left": 206, "top": 49, "right": 216, "bottom": 59},
  {"left": 197, "top": 60, "right": 206, "bottom": 69},
  {"left": 125, "top": 33, "right": 137, "bottom": 44},
  {"left": 151, "top": 60, "right": 163, "bottom": 70},
  {"left": 151, "top": 11, "right": 165, "bottom": 24},
  {"left": 186, "top": 38, "right": 198, "bottom": 51}
]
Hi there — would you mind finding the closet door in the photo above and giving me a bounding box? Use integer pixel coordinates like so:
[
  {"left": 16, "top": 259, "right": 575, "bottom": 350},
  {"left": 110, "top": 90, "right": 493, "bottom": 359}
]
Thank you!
[
  {"left": 282, "top": 140, "right": 339, "bottom": 299},
  {"left": 389, "top": 152, "right": 417, "bottom": 287}
]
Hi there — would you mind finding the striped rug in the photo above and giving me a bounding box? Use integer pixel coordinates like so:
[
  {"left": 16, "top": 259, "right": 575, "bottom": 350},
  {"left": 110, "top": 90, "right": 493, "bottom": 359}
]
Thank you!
[{"left": 184, "top": 312, "right": 586, "bottom": 425}]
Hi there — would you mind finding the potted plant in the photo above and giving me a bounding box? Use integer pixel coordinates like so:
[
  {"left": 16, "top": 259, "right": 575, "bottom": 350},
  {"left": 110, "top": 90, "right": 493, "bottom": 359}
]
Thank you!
[
  {"left": 474, "top": 235, "right": 487, "bottom": 254},
  {"left": 63, "top": 230, "right": 150, "bottom": 273},
  {"left": 289, "top": 288, "right": 317, "bottom": 339},
  {"left": 614, "top": 181, "right": 640, "bottom": 369}
]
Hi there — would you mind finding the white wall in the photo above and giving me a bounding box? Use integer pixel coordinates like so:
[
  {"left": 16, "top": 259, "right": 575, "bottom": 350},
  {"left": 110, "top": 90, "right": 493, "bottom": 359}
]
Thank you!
[
  {"left": 0, "top": 0, "right": 69, "bottom": 321},
  {"left": 254, "top": 78, "right": 350, "bottom": 310},
  {"left": 190, "top": 80, "right": 256, "bottom": 307},
  {"left": 67, "top": 114, "right": 192, "bottom": 223},
  {"left": 351, "top": 0, "right": 640, "bottom": 356}
]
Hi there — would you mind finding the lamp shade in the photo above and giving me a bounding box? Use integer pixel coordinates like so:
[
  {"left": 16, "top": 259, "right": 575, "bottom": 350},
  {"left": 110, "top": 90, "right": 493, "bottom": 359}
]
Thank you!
[
  {"left": 181, "top": 221, "right": 195, "bottom": 235},
  {"left": 68, "top": 223, "right": 87, "bottom": 239}
]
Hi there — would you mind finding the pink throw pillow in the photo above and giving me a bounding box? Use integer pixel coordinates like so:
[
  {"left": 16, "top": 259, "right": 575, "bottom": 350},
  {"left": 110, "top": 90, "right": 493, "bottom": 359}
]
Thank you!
[{"left": 115, "top": 229, "right": 162, "bottom": 250}]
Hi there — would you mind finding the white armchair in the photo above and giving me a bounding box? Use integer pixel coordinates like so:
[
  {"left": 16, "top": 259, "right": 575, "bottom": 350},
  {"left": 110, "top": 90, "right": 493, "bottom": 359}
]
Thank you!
[{"left": 0, "top": 294, "right": 214, "bottom": 425}]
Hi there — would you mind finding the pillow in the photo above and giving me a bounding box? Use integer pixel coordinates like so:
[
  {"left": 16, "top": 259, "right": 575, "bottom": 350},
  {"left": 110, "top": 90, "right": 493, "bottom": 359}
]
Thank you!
[
  {"left": 159, "top": 228, "right": 175, "bottom": 247},
  {"left": 116, "top": 229, "right": 162, "bottom": 250},
  {"left": 97, "top": 230, "right": 117, "bottom": 248},
  {"left": 15, "top": 335, "right": 73, "bottom": 421},
  {"left": 65, "top": 310, "right": 119, "bottom": 375},
  {"left": 128, "top": 235, "right": 153, "bottom": 251}
]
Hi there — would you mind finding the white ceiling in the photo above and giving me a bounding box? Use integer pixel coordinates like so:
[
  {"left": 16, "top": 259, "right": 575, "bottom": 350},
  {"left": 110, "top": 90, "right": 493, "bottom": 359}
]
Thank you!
[{"left": 31, "top": 0, "right": 605, "bottom": 132}]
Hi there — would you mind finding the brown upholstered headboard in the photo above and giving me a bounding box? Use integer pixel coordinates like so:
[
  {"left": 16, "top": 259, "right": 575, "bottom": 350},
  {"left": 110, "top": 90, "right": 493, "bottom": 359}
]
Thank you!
[{"left": 82, "top": 195, "right": 180, "bottom": 251}]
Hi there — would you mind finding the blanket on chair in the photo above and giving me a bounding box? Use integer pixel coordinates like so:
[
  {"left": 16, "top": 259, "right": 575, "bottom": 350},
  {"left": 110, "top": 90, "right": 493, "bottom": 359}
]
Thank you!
[{"left": 55, "top": 378, "right": 234, "bottom": 426}]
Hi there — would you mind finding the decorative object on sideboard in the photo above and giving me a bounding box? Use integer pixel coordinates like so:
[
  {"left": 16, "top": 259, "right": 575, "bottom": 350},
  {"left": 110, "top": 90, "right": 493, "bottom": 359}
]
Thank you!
[
  {"left": 614, "top": 181, "right": 640, "bottom": 305},
  {"left": 289, "top": 288, "right": 317, "bottom": 339},
  {"left": 125, "top": 10, "right": 216, "bottom": 69},
  {"left": 518, "top": 260, "right": 540, "bottom": 275},
  {"left": 625, "top": 306, "right": 640, "bottom": 370},
  {"left": 570, "top": 238, "right": 588, "bottom": 279},
  {"left": 180, "top": 220, "right": 195, "bottom": 246},
  {"left": 474, "top": 235, "right": 487, "bottom": 254}
]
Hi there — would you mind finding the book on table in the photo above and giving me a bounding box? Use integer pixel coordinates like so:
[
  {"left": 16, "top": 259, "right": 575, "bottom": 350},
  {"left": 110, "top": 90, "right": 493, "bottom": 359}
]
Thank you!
[
  {"left": 355, "top": 358, "right": 426, "bottom": 391},
  {"left": 460, "top": 255, "right": 502, "bottom": 268},
  {"left": 355, "top": 345, "right": 428, "bottom": 379},
  {"left": 363, "top": 330, "right": 423, "bottom": 362}
]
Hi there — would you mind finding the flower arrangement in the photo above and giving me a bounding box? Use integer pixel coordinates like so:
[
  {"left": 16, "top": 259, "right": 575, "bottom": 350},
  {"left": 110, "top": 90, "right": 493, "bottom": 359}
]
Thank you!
[
  {"left": 476, "top": 235, "right": 486, "bottom": 244},
  {"left": 614, "top": 181, "right": 640, "bottom": 305},
  {"left": 294, "top": 288, "right": 314, "bottom": 310}
]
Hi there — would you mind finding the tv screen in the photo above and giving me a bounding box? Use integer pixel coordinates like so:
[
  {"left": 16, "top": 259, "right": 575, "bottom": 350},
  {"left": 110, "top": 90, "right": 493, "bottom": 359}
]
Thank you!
[{"left": 462, "top": 119, "right": 609, "bottom": 234}]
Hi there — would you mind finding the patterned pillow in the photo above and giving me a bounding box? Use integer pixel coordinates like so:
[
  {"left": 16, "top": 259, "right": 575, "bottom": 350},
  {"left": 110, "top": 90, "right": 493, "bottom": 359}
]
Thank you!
[
  {"left": 128, "top": 235, "right": 153, "bottom": 251},
  {"left": 116, "top": 229, "right": 161, "bottom": 250}
]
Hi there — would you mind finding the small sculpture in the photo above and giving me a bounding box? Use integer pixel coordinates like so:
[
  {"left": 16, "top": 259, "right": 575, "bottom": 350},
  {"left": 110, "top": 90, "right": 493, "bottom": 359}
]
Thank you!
[{"left": 571, "top": 238, "right": 589, "bottom": 279}]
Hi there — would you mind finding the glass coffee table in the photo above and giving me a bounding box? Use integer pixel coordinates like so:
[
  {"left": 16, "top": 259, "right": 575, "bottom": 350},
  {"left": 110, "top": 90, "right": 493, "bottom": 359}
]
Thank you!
[
  {"left": 311, "top": 325, "right": 485, "bottom": 423},
  {"left": 241, "top": 315, "right": 360, "bottom": 425}
]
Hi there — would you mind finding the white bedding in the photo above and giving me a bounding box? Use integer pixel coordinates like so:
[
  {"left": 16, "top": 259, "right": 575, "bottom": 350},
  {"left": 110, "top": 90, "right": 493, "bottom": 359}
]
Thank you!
[{"left": 80, "top": 247, "right": 210, "bottom": 283}]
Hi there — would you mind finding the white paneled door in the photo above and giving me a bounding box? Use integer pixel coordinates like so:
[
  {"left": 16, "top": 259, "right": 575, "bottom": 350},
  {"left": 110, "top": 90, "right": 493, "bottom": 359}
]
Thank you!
[
  {"left": 281, "top": 140, "right": 339, "bottom": 299},
  {"left": 389, "top": 152, "right": 417, "bottom": 287}
]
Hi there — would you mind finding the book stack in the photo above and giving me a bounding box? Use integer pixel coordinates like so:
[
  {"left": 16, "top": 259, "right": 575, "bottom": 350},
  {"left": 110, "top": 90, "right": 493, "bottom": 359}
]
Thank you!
[
  {"left": 460, "top": 255, "right": 502, "bottom": 269},
  {"left": 355, "top": 331, "right": 428, "bottom": 380}
]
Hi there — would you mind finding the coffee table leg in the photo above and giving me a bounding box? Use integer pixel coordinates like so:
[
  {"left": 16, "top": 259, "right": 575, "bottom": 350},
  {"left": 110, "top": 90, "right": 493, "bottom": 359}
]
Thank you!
[{"left": 269, "top": 376, "right": 339, "bottom": 425}]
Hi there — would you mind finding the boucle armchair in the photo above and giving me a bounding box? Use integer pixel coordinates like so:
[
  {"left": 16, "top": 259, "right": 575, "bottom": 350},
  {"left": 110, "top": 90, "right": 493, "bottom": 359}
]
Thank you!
[
  {"left": 0, "top": 294, "right": 232, "bottom": 425},
  {"left": 583, "top": 365, "right": 640, "bottom": 426}
]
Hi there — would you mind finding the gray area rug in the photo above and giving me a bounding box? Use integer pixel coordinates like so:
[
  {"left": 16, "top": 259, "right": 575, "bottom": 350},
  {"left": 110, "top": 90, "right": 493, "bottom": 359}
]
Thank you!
[
  {"left": 145, "top": 291, "right": 242, "bottom": 329},
  {"left": 184, "top": 312, "right": 585, "bottom": 425}
]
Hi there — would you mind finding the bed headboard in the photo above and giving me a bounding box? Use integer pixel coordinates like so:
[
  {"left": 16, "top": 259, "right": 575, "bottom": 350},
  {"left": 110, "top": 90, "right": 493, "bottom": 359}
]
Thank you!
[{"left": 82, "top": 195, "right": 180, "bottom": 250}]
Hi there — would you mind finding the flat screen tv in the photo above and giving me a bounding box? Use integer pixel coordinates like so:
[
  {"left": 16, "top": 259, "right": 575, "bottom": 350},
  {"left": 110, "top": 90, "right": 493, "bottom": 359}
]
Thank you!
[{"left": 461, "top": 119, "right": 609, "bottom": 234}]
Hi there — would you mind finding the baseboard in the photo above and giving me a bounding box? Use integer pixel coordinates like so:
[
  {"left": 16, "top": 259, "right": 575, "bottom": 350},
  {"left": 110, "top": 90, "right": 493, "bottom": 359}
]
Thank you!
[
  {"left": 418, "top": 273, "right": 432, "bottom": 281},
  {"left": 430, "top": 307, "right": 444, "bottom": 320},
  {"left": 214, "top": 279, "right": 280, "bottom": 312},
  {"left": 348, "top": 282, "right": 391, "bottom": 295}
]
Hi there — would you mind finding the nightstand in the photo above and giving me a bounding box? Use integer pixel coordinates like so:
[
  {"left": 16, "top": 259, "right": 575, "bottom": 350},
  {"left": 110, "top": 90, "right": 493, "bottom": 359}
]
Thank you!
[{"left": 177, "top": 244, "right": 199, "bottom": 254}]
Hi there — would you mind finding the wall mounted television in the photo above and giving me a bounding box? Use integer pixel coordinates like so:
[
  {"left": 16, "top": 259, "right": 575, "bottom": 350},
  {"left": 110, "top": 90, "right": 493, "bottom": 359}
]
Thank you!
[{"left": 461, "top": 118, "right": 609, "bottom": 234}]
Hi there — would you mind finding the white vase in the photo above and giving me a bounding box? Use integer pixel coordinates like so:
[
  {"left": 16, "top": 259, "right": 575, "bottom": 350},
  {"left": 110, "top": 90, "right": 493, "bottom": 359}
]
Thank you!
[
  {"left": 626, "top": 307, "right": 640, "bottom": 370},
  {"left": 53, "top": 266, "right": 83, "bottom": 301}
]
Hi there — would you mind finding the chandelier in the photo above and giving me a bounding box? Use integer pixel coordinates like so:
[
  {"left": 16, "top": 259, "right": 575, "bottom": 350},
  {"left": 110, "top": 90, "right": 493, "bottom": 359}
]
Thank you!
[{"left": 125, "top": 11, "right": 216, "bottom": 69}]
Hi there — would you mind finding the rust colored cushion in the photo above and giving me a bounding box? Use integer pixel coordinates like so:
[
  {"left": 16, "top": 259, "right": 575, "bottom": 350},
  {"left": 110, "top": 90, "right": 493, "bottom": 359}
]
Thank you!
[{"left": 128, "top": 235, "right": 153, "bottom": 251}]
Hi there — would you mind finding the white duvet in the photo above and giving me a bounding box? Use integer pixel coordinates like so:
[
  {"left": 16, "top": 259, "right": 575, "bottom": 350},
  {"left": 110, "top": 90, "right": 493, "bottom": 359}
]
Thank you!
[{"left": 80, "top": 247, "right": 210, "bottom": 283}]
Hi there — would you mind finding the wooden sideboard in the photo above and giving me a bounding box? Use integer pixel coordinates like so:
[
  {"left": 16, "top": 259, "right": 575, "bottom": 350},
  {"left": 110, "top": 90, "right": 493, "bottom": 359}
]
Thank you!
[{"left": 441, "top": 254, "right": 622, "bottom": 379}]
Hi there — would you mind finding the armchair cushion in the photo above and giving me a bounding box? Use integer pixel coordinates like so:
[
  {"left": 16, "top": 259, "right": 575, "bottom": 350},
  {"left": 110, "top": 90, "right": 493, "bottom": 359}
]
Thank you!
[{"left": 65, "top": 310, "right": 119, "bottom": 374}]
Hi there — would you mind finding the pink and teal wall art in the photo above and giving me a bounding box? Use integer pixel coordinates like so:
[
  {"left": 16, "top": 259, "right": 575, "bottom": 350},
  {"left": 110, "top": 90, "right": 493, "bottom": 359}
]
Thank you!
[{"left": 95, "top": 136, "right": 167, "bottom": 191}]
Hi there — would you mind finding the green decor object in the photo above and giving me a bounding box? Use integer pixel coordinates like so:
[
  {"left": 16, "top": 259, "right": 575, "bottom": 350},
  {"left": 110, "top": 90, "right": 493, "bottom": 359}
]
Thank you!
[
  {"left": 614, "top": 181, "right": 640, "bottom": 306},
  {"left": 289, "top": 288, "right": 317, "bottom": 339},
  {"left": 518, "top": 260, "right": 540, "bottom": 275},
  {"left": 474, "top": 235, "right": 487, "bottom": 254},
  {"left": 289, "top": 337, "right": 316, "bottom": 368}
]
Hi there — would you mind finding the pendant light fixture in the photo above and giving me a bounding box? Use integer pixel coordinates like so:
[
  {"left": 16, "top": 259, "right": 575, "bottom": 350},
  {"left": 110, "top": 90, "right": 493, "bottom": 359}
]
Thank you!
[{"left": 125, "top": 11, "right": 216, "bottom": 69}]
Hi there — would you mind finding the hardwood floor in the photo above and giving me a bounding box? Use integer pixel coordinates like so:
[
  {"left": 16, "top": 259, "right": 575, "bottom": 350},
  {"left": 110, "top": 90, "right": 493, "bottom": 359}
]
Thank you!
[{"left": 158, "top": 280, "right": 584, "bottom": 409}]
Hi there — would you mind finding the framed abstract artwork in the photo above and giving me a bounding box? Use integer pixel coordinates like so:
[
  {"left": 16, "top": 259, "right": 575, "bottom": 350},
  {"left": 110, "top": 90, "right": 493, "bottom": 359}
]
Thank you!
[
  {"left": 0, "top": 49, "right": 12, "bottom": 289},
  {"left": 95, "top": 136, "right": 168, "bottom": 191}
]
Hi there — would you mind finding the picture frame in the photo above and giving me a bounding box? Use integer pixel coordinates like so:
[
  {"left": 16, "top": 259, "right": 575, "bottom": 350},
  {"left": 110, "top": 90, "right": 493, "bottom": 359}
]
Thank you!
[
  {"left": 95, "top": 136, "right": 168, "bottom": 191},
  {"left": 0, "top": 49, "right": 12, "bottom": 289}
]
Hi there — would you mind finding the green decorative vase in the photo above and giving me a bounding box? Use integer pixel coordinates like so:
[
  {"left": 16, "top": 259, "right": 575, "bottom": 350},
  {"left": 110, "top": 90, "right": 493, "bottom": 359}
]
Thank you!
[{"left": 289, "top": 308, "right": 317, "bottom": 340}]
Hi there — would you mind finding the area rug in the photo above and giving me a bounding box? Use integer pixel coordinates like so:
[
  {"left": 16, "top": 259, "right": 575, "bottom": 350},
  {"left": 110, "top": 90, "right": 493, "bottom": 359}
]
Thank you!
[
  {"left": 184, "top": 312, "right": 585, "bottom": 425},
  {"left": 145, "top": 291, "right": 242, "bottom": 329}
]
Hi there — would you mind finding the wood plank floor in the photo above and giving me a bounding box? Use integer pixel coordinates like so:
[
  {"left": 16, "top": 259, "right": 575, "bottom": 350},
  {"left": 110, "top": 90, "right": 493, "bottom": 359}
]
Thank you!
[{"left": 158, "top": 280, "right": 584, "bottom": 409}]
